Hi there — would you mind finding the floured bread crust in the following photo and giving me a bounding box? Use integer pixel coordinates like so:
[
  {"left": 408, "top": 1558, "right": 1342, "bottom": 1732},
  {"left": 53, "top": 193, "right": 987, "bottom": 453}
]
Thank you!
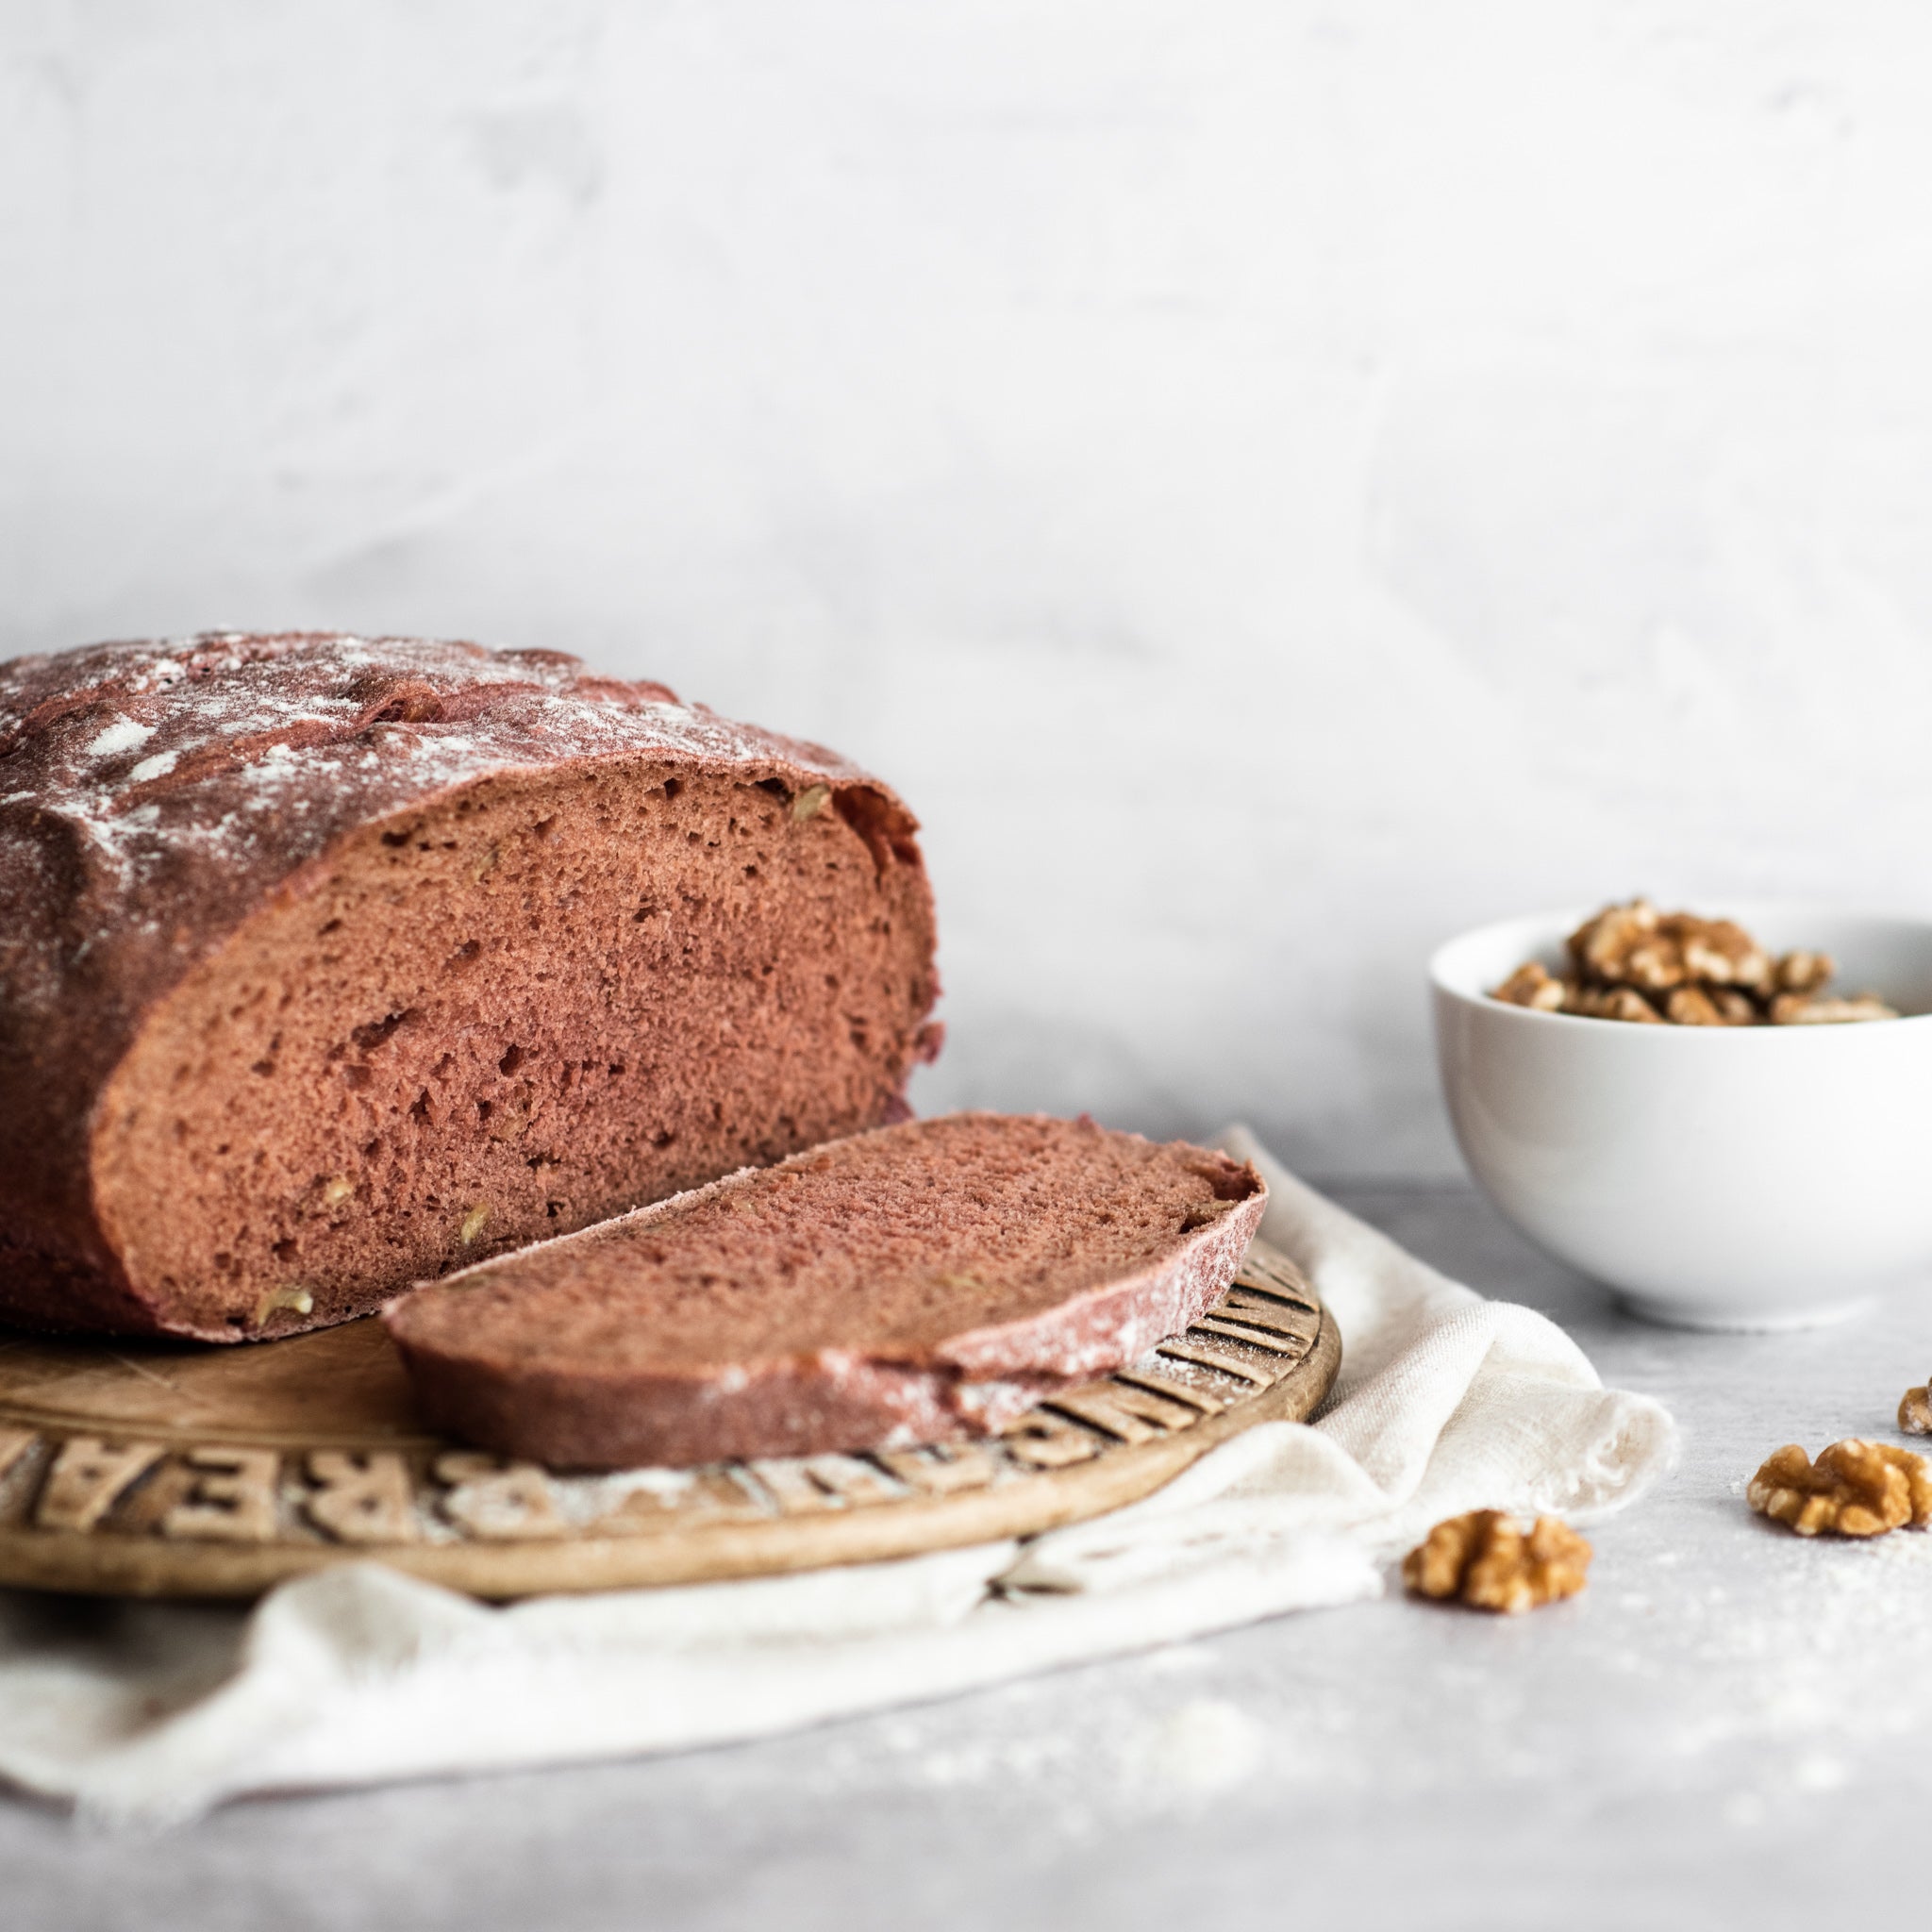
[
  {"left": 0, "top": 633, "right": 940, "bottom": 1339},
  {"left": 384, "top": 1113, "right": 1267, "bottom": 1468}
]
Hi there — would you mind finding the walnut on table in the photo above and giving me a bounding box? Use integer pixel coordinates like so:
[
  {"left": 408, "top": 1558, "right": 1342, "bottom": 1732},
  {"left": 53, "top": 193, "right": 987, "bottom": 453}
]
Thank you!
[
  {"left": 1898, "top": 1386, "right": 1932, "bottom": 1436},
  {"left": 1746, "top": 1440, "right": 1932, "bottom": 1538},
  {"left": 1402, "top": 1509, "right": 1592, "bottom": 1614}
]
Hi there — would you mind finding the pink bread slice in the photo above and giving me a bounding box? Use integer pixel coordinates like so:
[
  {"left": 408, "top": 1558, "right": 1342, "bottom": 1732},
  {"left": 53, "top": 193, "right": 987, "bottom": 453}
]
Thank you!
[{"left": 382, "top": 1112, "right": 1266, "bottom": 1469}]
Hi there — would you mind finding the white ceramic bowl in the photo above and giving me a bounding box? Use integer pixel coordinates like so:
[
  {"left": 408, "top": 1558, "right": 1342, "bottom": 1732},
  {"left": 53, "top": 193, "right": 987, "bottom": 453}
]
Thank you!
[{"left": 1430, "top": 905, "right": 1932, "bottom": 1329}]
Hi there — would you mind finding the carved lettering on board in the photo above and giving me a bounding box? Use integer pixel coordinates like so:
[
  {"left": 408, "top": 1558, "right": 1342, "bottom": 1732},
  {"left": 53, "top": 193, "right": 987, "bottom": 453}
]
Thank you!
[
  {"left": 1155, "top": 1338, "right": 1278, "bottom": 1388},
  {"left": 0, "top": 1427, "right": 39, "bottom": 1484},
  {"left": 1044, "top": 1379, "right": 1199, "bottom": 1445},
  {"left": 1189, "top": 1315, "right": 1307, "bottom": 1357},
  {"left": 874, "top": 1442, "right": 1003, "bottom": 1495},
  {"left": 1111, "top": 1368, "right": 1226, "bottom": 1415},
  {"left": 306, "top": 1451, "right": 421, "bottom": 1545},
  {"left": 1213, "top": 1286, "right": 1320, "bottom": 1341},
  {"left": 1001, "top": 1410, "right": 1106, "bottom": 1468},
  {"left": 161, "top": 1447, "right": 281, "bottom": 1542},
  {"left": 35, "top": 1437, "right": 165, "bottom": 1532},
  {"left": 751, "top": 1454, "right": 908, "bottom": 1513},
  {"left": 1234, "top": 1248, "right": 1320, "bottom": 1311},
  {"left": 436, "top": 1452, "right": 568, "bottom": 1541},
  {"left": 599, "top": 1469, "right": 771, "bottom": 1530}
]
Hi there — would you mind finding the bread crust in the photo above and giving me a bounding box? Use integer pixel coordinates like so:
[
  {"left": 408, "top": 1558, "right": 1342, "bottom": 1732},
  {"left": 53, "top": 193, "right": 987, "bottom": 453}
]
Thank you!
[{"left": 0, "top": 633, "right": 939, "bottom": 1338}]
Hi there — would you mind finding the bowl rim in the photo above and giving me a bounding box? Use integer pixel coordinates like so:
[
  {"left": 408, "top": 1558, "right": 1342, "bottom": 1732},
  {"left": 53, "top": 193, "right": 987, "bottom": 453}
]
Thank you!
[{"left": 1428, "top": 901, "right": 1932, "bottom": 1035}]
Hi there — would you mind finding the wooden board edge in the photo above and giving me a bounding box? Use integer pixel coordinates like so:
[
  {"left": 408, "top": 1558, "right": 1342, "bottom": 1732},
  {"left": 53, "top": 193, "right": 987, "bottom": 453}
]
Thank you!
[{"left": 0, "top": 1307, "right": 1341, "bottom": 1601}]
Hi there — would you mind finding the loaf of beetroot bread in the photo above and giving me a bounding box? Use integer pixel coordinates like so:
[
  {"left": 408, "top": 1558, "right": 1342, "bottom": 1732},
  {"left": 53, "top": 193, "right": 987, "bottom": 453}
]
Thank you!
[
  {"left": 0, "top": 632, "right": 940, "bottom": 1341},
  {"left": 383, "top": 1112, "right": 1266, "bottom": 1468}
]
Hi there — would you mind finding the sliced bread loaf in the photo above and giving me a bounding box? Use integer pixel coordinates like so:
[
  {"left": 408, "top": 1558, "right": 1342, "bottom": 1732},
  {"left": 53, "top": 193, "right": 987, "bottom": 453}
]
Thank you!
[
  {"left": 0, "top": 633, "right": 939, "bottom": 1341},
  {"left": 383, "top": 1112, "right": 1267, "bottom": 1469}
]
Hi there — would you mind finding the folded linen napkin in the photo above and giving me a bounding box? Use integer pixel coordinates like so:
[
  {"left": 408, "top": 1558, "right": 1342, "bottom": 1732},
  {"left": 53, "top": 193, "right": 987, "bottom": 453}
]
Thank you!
[{"left": 0, "top": 1131, "right": 1674, "bottom": 1822}]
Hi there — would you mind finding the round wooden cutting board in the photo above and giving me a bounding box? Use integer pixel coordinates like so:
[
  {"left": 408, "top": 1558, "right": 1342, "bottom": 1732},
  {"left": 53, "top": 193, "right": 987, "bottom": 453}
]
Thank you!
[{"left": 0, "top": 1239, "right": 1339, "bottom": 1600}]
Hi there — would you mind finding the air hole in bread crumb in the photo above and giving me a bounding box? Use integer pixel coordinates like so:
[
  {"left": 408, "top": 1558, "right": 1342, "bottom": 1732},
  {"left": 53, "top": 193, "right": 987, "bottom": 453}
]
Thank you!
[
  {"left": 351, "top": 1009, "right": 415, "bottom": 1053},
  {"left": 499, "top": 1044, "right": 525, "bottom": 1075},
  {"left": 1186, "top": 1159, "right": 1256, "bottom": 1202},
  {"left": 663, "top": 778, "right": 683, "bottom": 800},
  {"left": 272, "top": 1239, "right": 298, "bottom": 1263}
]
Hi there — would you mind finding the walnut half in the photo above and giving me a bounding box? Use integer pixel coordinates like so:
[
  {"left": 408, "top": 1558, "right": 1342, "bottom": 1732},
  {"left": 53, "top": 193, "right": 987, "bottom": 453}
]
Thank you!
[
  {"left": 1747, "top": 1440, "right": 1932, "bottom": 1537},
  {"left": 1491, "top": 961, "right": 1567, "bottom": 1012},
  {"left": 1402, "top": 1509, "right": 1592, "bottom": 1614},
  {"left": 1898, "top": 1386, "right": 1932, "bottom": 1437},
  {"left": 1767, "top": 992, "right": 1899, "bottom": 1025},
  {"left": 1567, "top": 899, "right": 1770, "bottom": 994}
]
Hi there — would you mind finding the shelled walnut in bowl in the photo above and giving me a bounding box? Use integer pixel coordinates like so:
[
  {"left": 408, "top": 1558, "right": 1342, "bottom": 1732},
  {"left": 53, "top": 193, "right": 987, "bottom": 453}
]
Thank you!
[{"left": 1491, "top": 900, "right": 1898, "bottom": 1027}]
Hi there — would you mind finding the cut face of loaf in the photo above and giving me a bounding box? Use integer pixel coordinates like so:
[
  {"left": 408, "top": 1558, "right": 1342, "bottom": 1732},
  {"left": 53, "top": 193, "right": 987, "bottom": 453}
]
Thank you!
[
  {"left": 0, "top": 634, "right": 939, "bottom": 1340},
  {"left": 383, "top": 1113, "right": 1268, "bottom": 1469}
]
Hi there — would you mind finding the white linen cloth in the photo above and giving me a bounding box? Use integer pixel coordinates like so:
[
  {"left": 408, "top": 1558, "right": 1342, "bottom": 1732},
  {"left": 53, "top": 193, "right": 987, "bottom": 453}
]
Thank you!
[{"left": 0, "top": 1131, "right": 1674, "bottom": 1823}]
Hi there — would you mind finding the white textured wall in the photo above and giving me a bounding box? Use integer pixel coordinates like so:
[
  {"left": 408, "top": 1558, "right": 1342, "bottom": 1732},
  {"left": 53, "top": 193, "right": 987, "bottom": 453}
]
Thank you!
[{"left": 7, "top": 3, "right": 1932, "bottom": 1175}]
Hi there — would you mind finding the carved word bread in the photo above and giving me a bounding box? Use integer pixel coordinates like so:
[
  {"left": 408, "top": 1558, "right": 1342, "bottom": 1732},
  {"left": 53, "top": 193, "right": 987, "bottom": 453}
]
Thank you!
[
  {"left": 0, "top": 633, "right": 939, "bottom": 1341},
  {"left": 1491, "top": 899, "right": 1898, "bottom": 1026},
  {"left": 384, "top": 1113, "right": 1268, "bottom": 1470}
]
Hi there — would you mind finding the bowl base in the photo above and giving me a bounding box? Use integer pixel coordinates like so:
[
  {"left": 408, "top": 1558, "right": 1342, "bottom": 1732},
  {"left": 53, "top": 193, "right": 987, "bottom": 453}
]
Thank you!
[{"left": 1614, "top": 1290, "right": 1878, "bottom": 1334}]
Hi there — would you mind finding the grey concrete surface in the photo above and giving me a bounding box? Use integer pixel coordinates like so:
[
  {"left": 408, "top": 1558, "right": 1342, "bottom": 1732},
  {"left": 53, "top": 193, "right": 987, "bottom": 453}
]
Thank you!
[{"left": 8, "top": 1180, "right": 1932, "bottom": 1931}]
